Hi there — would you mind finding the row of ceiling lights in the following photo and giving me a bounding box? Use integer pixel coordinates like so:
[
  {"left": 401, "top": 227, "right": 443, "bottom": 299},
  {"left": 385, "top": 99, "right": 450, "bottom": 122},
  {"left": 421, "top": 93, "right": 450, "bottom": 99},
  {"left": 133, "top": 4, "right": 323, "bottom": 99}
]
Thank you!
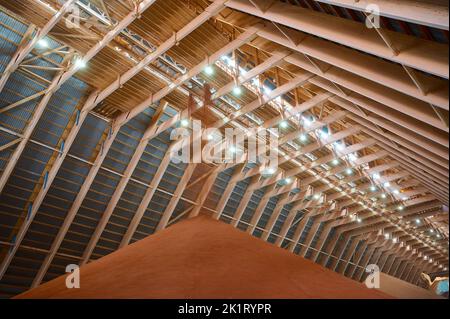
[
  {"left": 36, "top": 25, "right": 446, "bottom": 271},
  {"left": 201, "top": 58, "right": 449, "bottom": 269}
]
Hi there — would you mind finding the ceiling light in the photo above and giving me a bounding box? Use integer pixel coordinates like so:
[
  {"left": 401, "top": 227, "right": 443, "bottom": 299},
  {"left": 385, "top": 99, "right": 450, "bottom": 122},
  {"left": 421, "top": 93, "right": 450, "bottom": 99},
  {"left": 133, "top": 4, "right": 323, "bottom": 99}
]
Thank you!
[
  {"left": 299, "top": 134, "right": 308, "bottom": 142},
  {"left": 357, "top": 217, "right": 362, "bottom": 223},
  {"left": 397, "top": 205, "right": 404, "bottom": 211},
  {"left": 221, "top": 56, "right": 235, "bottom": 67},
  {"left": 264, "top": 167, "right": 276, "bottom": 175},
  {"left": 335, "top": 142, "right": 345, "bottom": 151},
  {"left": 74, "top": 58, "right": 87, "bottom": 69},
  {"left": 232, "top": 86, "right": 242, "bottom": 96},
  {"left": 384, "top": 182, "right": 391, "bottom": 188},
  {"left": 204, "top": 65, "right": 214, "bottom": 75},
  {"left": 206, "top": 134, "right": 214, "bottom": 141},
  {"left": 180, "top": 119, "right": 190, "bottom": 127},
  {"left": 415, "top": 219, "right": 421, "bottom": 224},
  {"left": 381, "top": 193, "right": 387, "bottom": 199},
  {"left": 430, "top": 229, "right": 435, "bottom": 233},
  {"left": 279, "top": 120, "right": 288, "bottom": 129},
  {"left": 372, "top": 173, "right": 380, "bottom": 180},
  {"left": 348, "top": 153, "right": 358, "bottom": 162},
  {"left": 384, "top": 233, "right": 390, "bottom": 239},
  {"left": 263, "top": 86, "right": 272, "bottom": 95},
  {"left": 284, "top": 177, "right": 292, "bottom": 184},
  {"left": 345, "top": 168, "right": 353, "bottom": 175},
  {"left": 370, "top": 185, "right": 377, "bottom": 192},
  {"left": 303, "top": 116, "right": 314, "bottom": 127},
  {"left": 320, "top": 130, "right": 329, "bottom": 139},
  {"left": 313, "top": 193, "right": 321, "bottom": 200},
  {"left": 37, "top": 38, "right": 49, "bottom": 48},
  {"left": 393, "top": 189, "right": 400, "bottom": 195},
  {"left": 332, "top": 159, "right": 339, "bottom": 166}
]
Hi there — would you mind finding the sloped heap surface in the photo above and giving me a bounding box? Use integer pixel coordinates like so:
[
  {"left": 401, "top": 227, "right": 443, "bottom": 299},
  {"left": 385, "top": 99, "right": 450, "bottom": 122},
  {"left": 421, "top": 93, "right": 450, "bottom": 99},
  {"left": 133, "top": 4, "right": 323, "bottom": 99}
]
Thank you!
[{"left": 17, "top": 216, "right": 391, "bottom": 299}]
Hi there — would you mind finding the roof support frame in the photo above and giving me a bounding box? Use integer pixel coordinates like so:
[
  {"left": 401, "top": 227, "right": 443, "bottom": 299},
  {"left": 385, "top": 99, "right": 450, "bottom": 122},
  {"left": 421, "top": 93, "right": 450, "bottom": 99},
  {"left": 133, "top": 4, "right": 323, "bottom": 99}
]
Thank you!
[
  {"left": 0, "top": 0, "right": 159, "bottom": 195},
  {"left": 226, "top": 0, "right": 449, "bottom": 78},
  {"left": 0, "top": 0, "right": 76, "bottom": 92}
]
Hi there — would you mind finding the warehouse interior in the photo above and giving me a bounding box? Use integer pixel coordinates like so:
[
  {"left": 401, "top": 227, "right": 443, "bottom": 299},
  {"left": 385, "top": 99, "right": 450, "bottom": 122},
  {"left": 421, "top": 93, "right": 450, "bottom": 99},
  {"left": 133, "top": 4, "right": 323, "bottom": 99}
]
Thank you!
[{"left": 0, "top": 0, "right": 448, "bottom": 299}]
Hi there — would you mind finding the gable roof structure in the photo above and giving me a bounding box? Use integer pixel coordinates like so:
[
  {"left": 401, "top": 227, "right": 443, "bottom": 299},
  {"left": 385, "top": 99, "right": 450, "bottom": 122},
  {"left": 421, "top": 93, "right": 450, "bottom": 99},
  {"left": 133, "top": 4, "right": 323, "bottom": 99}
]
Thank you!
[{"left": 0, "top": 0, "right": 448, "bottom": 298}]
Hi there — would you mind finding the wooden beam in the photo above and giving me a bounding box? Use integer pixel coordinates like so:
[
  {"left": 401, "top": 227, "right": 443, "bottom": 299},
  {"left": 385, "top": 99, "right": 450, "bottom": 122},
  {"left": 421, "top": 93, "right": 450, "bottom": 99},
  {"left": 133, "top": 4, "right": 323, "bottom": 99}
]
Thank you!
[
  {"left": 212, "top": 73, "right": 314, "bottom": 128},
  {"left": 189, "top": 166, "right": 222, "bottom": 218},
  {"left": 113, "top": 25, "right": 262, "bottom": 126},
  {"left": 0, "top": 138, "right": 21, "bottom": 152},
  {"left": 20, "top": 125, "right": 118, "bottom": 286},
  {"left": 76, "top": 102, "right": 168, "bottom": 266},
  {"left": 213, "top": 163, "right": 246, "bottom": 220},
  {"left": 231, "top": 175, "right": 261, "bottom": 227},
  {"left": 0, "top": 90, "right": 47, "bottom": 114},
  {"left": 81, "top": 0, "right": 227, "bottom": 115},
  {"left": 0, "top": 0, "right": 159, "bottom": 195},
  {"left": 119, "top": 141, "right": 180, "bottom": 248},
  {"left": 154, "top": 163, "right": 197, "bottom": 232},
  {"left": 0, "top": 0, "right": 75, "bottom": 92}
]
